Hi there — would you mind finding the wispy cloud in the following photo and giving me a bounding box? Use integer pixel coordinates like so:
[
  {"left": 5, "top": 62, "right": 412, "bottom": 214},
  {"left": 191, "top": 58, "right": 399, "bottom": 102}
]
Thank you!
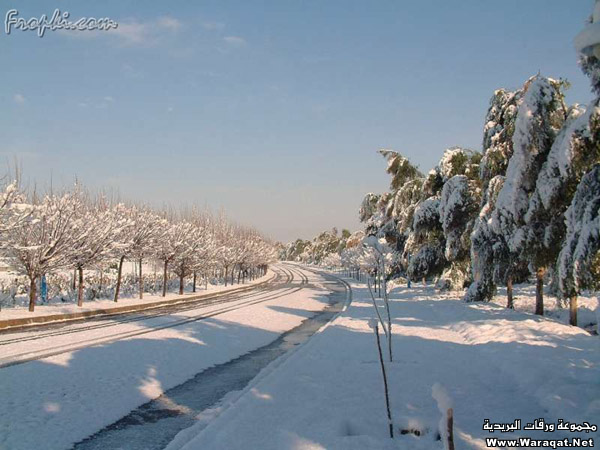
[
  {"left": 223, "top": 36, "right": 246, "bottom": 47},
  {"left": 122, "top": 63, "right": 142, "bottom": 78},
  {"left": 110, "top": 16, "right": 182, "bottom": 45},
  {"left": 13, "top": 94, "right": 26, "bottom": 105},
  {"left": 77, "top": 96, "right": 116, "bottom": 108},
  {"left": 60, "top": 16, "right": 183, "bottom": 46}
]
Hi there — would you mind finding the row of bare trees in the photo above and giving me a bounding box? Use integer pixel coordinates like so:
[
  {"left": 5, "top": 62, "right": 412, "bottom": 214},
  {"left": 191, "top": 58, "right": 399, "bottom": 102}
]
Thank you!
[{"left": 0, "top": 182, "right": 276, "bottom": 312}]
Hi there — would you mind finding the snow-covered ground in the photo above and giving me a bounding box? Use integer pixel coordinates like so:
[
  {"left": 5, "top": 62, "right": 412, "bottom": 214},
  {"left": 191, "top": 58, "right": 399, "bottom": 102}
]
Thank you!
[
  {"left": 0, "top": 265, "right": 333, "bottom": 450},
  {"left": 0, "top": 270, "right": 272, "bottom": 325},
  {"left": 490, "top": 284, "right": 599, "bottom": 332},
  {"left": 166, "top": 272, "right": 600, "bottom": 450}
]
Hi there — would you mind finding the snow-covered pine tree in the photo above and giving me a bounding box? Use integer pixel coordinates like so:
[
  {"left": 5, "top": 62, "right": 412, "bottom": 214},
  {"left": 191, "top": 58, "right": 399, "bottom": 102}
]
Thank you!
[
  {"left": 439, "top": 175, "right": 481, "bottom": 290},
  {"left": 557, "top": 165, "right": 600, "bottom": 326},
  {"left": 466, "top": 85, "right": 524, "bottom": 302},
  {"left": 490, "top": 76, "right": 567, "bottom": 308},
  {"left": 480, "top": 88, "right": 523, "bottom": 191},
  {"left": 465, "top": 175, "right": 505, "bottom": 302},
  {"left": 363, "top": 150, "right": 424, "bottom": 280},
  {"left": 406, "top": 147, "right": 482, "bottom": 289},
  {"left": 405, "top": 193, "right": 445, "bottom": 284},
  {"left": 575, "top": 0, "right": 600, "bottom": 96},
  {"left": 400, "top": 157, "right": 447, "bottom": 285},
  {"left": 436, "top": 148, "right": 482, "bottom": 290},
  {"left": 379, "top": 149, "right": 423, "bottom": 191},
  {"left": 524, "top": 102, "right": 597, "bottom": 313},
  {"left": 554, "top": 1, "right": 600, "bottom": 325},
  {"left": 359, "top": 193, "right": 381, "bottom": 226}
]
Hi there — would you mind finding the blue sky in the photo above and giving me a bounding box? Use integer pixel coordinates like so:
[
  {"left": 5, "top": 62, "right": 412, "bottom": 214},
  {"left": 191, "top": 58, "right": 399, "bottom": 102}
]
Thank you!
[{"left": 0, "top": 0, "right": 594, "bottom": 241}]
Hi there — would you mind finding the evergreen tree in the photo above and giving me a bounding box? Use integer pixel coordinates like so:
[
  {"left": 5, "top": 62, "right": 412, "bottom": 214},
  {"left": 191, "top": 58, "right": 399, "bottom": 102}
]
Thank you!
[
  {"left": 467, "top": 85, "right": 524, "bottom": 302},
  {"left": 465, "top": 176, "right": 505, "bottom": 302},
  {"left": 491, "top": 76, "right": 567, "bottom": 310},
  {"left": 438, "top": 174, "right": 481, "bottom": 290},
  {"left": 557, "top": 165, "right": 600, "bottom": 326}
]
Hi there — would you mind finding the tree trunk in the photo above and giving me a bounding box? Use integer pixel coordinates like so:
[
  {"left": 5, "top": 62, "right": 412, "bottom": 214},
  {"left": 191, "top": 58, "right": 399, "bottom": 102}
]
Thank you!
[
  {"left": 162, "top": 260, "right": 168, "bottom": 297},
  {"left": 28, "top": 276, "right": 36, "bottom": 312},
  {"left": 139, "top": 258, "right": 143, "bottom": 299},
  {"left": 535, "top": 267, "right": 544, "bottom": 315},
  {"left": 506, "top": 275, "right": 514, "bottom": 309},
  {"left": 231, "top": 268, "right": 235, "bottom": 285},
  {"left": 374, "top": 268, "right": 378, "bottom": 295},
  {"left": 154, "top": 263, "right": 158, "bottom": 293},
  {"left": 224, "top": 266, "right": 228, "bottom": 286},
  {"left": 77, "top": 266, "right": 84, "bottom": 307},
  {"left": 569, "top": 295, "right": 578, "bottom": 326},
  {"left": 179, "top": 263, "right": 185, "bottom": 295},
  {"left": 114, "top": 255, "right": 125, "bottom": 302},
  {"left": 193, "top": 271, "right": 197, "bottom": 293},
  {"left": 374, "top": 324, "right": 394, "bottom": 439},
  {"left": 72, "top": 269, "right": 77, "bottom": 291},
  {"left": 447, "top": 408, "right": 455, "bottom": 450}
]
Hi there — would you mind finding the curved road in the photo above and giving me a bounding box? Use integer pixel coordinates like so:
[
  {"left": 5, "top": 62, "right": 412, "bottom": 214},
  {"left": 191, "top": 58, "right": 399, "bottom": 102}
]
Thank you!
[
  {"left": 0, "top": 264, "right": 305, "bottom": 368},
  {"left": 0, "top": 263, "right": 351, "bottom": 450}
]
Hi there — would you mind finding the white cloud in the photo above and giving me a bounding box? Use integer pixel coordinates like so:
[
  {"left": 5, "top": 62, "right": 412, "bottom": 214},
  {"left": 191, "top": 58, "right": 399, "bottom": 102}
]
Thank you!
[
  {"left": 13, "top": 94, "right": 25, "bottom": 105},
  {"left": 104, "top": 96, "right": 115, "bottom": 102},
  {"left": 223, "top": 36, "right": 246, "bottom": 47},
  {"left": 110, "top": 21, "right": 149, "bottom": 44}
]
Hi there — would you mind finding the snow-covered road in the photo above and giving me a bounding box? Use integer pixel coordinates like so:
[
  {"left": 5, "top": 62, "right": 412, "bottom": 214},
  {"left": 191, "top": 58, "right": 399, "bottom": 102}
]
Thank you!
[
  {"left": 0, "top": 264, "right": 339, "bottom": 450},
  {"left": 166, "top": 273, "right": 599, "bottom": 450}
]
